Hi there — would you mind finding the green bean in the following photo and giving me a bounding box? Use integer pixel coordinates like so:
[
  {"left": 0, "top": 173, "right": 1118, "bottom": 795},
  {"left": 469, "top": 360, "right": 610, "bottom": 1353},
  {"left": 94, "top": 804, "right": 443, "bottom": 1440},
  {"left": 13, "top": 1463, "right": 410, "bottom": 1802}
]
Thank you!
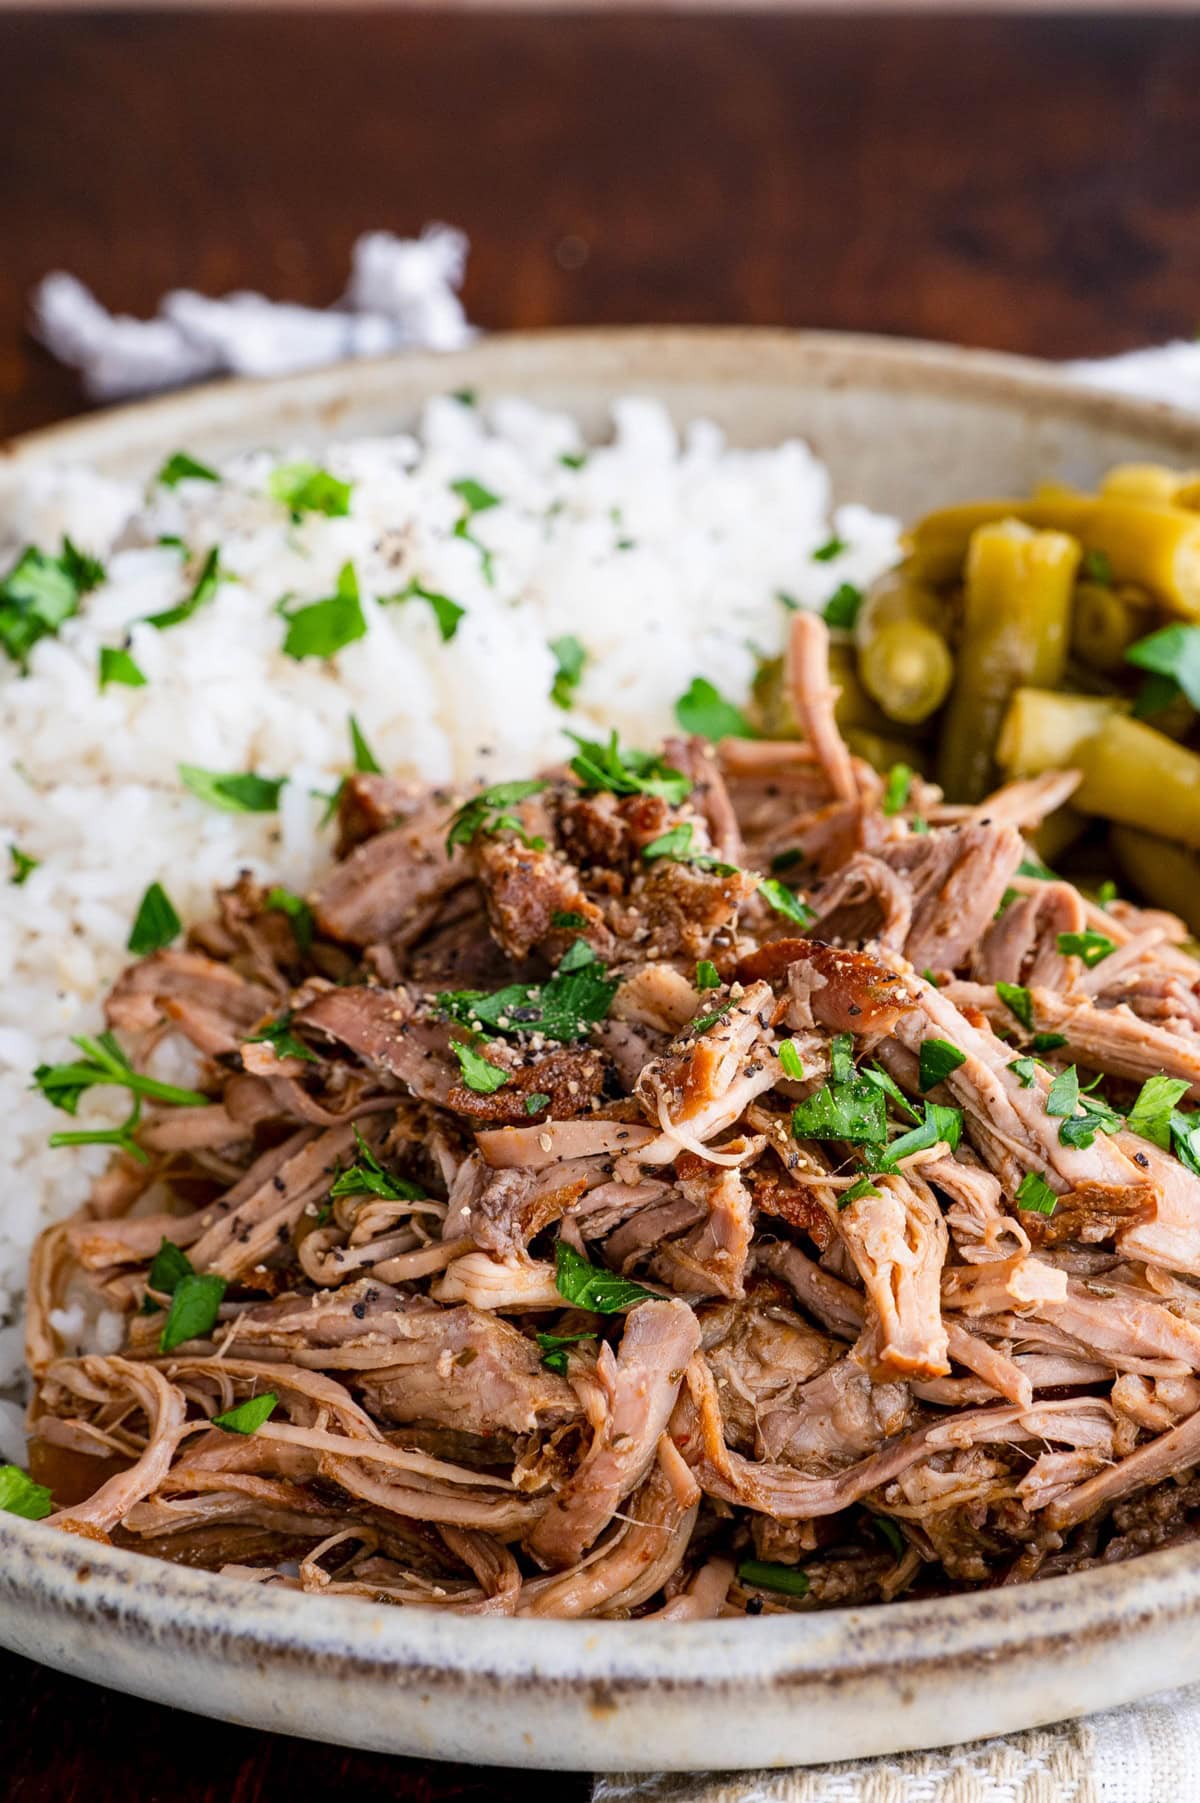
[
  {"left": 1070, "top": 580, "right": 1155, "bottom": 675},
  {"left": 858, "top": 621, "right": 954, "bottom": 726},
  {"left": 1073, "top": 715, "right": 1200, "bottom": 848},
  {"left": 908, "top": 496, "right": 1200, "bottom": 618},
  {"left": 1032, "top": 805, "right": 1087, "bottom": 867},
  {"left": 995, "top": 689, "right": 1128, "bottom": 779},
  {"left": 937, "top": 520, "right": 1079, "bottom": 802},
  {"left": 1101, "top": 463, "right": 1200, "bottom": 506},
  {"left": 1110, "top": 824, "right": 1200, "bottom": 934}
]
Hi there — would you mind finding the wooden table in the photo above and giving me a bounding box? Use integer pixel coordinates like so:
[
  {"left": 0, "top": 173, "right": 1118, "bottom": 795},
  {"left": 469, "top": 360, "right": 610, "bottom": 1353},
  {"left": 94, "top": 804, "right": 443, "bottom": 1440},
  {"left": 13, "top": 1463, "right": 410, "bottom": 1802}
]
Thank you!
[{"left": 3, "top": 8, "right": 1199, "bottom": 1797}]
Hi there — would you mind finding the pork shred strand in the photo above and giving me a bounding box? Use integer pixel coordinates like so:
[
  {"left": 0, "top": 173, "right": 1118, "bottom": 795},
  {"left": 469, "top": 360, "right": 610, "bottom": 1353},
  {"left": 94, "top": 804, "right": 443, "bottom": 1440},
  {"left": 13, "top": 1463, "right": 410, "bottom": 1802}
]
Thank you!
[{"left": 27, "top": 613, "right": 1200, "bottom": 1612}]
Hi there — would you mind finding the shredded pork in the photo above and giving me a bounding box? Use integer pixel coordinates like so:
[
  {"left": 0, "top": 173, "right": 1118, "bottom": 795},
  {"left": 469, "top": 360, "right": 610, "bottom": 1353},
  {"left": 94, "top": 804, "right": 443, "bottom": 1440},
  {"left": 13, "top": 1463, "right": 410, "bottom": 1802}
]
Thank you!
[{"left": 23, "top": 612, "right": 1200, "bottom": 1617}]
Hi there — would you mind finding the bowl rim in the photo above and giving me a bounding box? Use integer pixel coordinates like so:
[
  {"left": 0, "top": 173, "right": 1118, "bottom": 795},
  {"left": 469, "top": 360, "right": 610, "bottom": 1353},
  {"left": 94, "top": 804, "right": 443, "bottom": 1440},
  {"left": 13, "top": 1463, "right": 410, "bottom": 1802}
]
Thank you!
[
  {"left": 5, "top": 324, "right": 1200, "bottom": 1733},
  {"left": 5, "top": 324, "right": 1200, "bottom": 470}
]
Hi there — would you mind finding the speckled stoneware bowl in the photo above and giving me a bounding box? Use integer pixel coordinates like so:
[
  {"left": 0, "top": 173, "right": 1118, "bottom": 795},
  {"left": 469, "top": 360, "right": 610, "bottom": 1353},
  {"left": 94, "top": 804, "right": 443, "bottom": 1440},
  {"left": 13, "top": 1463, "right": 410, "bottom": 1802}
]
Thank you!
[{"left": 4, "top": 330, "right": 1200, "bottom": 1771}]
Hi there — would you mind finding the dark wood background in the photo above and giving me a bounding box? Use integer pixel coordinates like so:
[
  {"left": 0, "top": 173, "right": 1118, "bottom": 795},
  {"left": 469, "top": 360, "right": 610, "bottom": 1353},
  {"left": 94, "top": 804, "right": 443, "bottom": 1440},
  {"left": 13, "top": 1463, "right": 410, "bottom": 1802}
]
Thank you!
[{"left": 3, "top": 8, "right": 1199, "bottom": 1799}]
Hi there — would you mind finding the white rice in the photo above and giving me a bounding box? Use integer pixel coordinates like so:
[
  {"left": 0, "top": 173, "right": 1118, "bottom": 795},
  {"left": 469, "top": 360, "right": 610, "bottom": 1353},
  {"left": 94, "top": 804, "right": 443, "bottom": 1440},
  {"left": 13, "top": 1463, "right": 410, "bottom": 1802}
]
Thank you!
[{"left": 0, "top": 391, "right": 901, "bottom": 1387}]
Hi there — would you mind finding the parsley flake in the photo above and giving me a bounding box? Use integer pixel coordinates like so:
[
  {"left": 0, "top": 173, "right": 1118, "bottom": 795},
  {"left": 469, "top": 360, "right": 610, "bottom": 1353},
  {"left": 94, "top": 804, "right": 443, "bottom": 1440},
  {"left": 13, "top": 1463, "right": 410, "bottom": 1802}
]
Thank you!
[
  {"left": 875, "top": 1101, "right": 962, "bottom": 1169},
  {"left": 445, "top": 779, "right": 546, "bottom": 854},
  {"left": 737, "top": 1559, "right": 809, "bottom": 1598},
  {"left": 881, "top": 763, "right": 914, "bottom": 816},
  {"left": 451, "top": 1040, "right": 510, "bottom": 1094},
  {"left": 281, "top": 562, "right": 367, "bottom": 660},
  {"left": 1057, "top": 930, "right": 1116, "bottom": 969},
  {"left": 536, "top": 1329, "right": 594, "bottom": 1374},
  {"left": 268, "top": 461, "right": 352, "bottom": 520},
  {"left": 0, "top": 1465, "right": 53, "bottom": 1521},
  {"left": 1126, "top": 1074, "right": 1191, "bottom": 1150},
  {"left": 567, "top": 732, "right": 691, "bottom": 804},
  {"left": 387, "top": 577, "right": 466, "bottom": 643},
  {"left": 695, "top": 960, "right": 721, "bottom": 991},
  {"left": 1016, "top": 1171, "right": 1058, "bottom": 1216},
  {"left": 329, "top": 1126, "right": 425, "bottom": 1201},
  {"left": 778, "top": 1039, "right": 805, "bottom": 1081},
  {"left": 244, "top": 1012, "right": 317, "bottom": 1064},
  {"left": 0, "top": 537, "right": 105, "bottom": 666},
  {"left": 144, "top": 545, "right": 223, "bottom": 631},
  {"left": 99, "top": 646, "right": 147, "bottom": 690},
  {"left": 265, "top": 886, "right": 314, "bottom": 953},
  {"left": 758, "top": 878, "right": 816, "bottom": 928},
  {"left": 823, "top": 583, "right": 863, "bottom": 631},
  {"left": 673, "top": 676, "right": 755, "bottom": 742},
  {"left": 549, "top": 635, "right": 587, "bottom": 709},
  {"left": 349, "top": 713, "right": 382, "bottom": 775},
  {"left": 554, "top": 1241, "right": 655, "bottom": 1312},
  {"left": 438, "top": 940, "right": 618, "bottom": 1045},
  {"left": 156, "top": 451, "right": 219, "bottom": 487},
  {"left": 179, "top": 765, "right": 286, "bottom": 814},
  {"left": 996, "top": 981, "right": 1034, "bottom": 1030},
  {"left": 919, "top": 1038, "right": 966, "bottom": 1091},
  {"left": 160, "top": 1272, "right": 227, "bottom": 1353},
  {"left": 792, "top": 1078, "right": 887, "bottom": 1146},
  {"left": 9, "top": 846, "right": 38, "bottom": 886},
  {"left": 213, "top": 1392, "right": 278, "bottom": 1435},
  {"left": 1126, "top": 624, "right": 1200, "bottom": 713},
  {"left": 812, "top": 536, "right": 847, "bottom": 563},
  {"left": 128, "top": 881, "right": 182, "bottom": 956}
]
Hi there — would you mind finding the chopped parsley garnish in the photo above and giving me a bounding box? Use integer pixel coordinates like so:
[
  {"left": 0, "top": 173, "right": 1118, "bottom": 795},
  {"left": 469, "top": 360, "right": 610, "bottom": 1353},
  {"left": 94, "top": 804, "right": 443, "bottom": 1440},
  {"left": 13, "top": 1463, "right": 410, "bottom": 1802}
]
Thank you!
[
  {"left": 445, "top": 779, "right": 546, "bottom": 854},
  {"left": 450, "top": 1039, "right": 510, "bottom": 1094},
  {"left": 179, "top": 765, "right": 286, "bottom": 814},
  {"left": 329, "top": 1126, "right": 424, "bottom": 1200},
  {"left": 265, "top": 886, "right": 314, "bottom": 953},
  {"left": 1059, "top": 1089, "right": 1123, "bottom": 1150},
  {"left": 34, "top": 1030, "right": 208, "bottom": 1115},
  {"left": 1096, "top": 879, "right": 1118, "bottom": 907},
  {"left": 881, "top": 763, "right": 913, "bottom": 817},
  {"left": 673, "top": 676, "right": 755, "bottom": 742},
  {"left": 1056, "top": 930, "right": 1116, "bottom": 969},
  {"left": 1126, "top": 624, "right": 1200, "bottom": 716},
  {"left": 758, "top": 878, "right": 816, "bottom": 928},
  {"left": 1009, "top": 1056, "right": 1041, "bottom": 1088},
  {"left": 640, "top": 822, "right": 736, "bottom": 874},
  {"left": 1016, "top": 1171, "right": 1058, "bottom": 1216},
  {"left": 778, "top": 1040, "right": 805, "bottom": 1081},
  {"left": 874, "top": 1102, "right": 962, "bottom": 1170},
  {"left": 921, "top": 968, "right": 941, "bottom": 987},
  {"left": 438, "top": 939, "right": 618, "bottom": 1044},
  {"left": 554, "top": 1241, "right": 655, "bottom": 1312},
  {"left": 549, "top": 634, "right": 587, "bottom": 709},
  {"left": 127, "top": 881, "right": 182, "bottom": 956},
  {"left": 349, "top": 713, "right": 382, "bottom": 775},
  {"left": 775, "top": 591, "right": 799, "bottom": 612},
  {"left": 9, "top": 846, "right": 38, "bottom": 886},
  {"left": 387, "top": 577, "right": 466, "bottom": 643},
  {"left": 792, "top": 1078, "right": 887, "bottom": 1146},
  {"left": 156, "top": 450, "right": 219, "bottom": 487},
  {"left": 268, "top": 461, "right": 352, "bottom": 520},
  {"left": 695, "top": 959, "right": 721, "bottom": 991},
  {"left": 552, "top": 911, "right": 588, "bottom": 929},
  {"left": 996, "top": 981, "right": 1034, "bottom": 1030},
  {"left": 48, "top": 1099, "right": 147, "bottom": 1165},
  {"left": 244, "top": 1011, "right": 317, "bottom": 1064},
  {"left": 870, "top": 1514, "right": 906, "bottom": 1558},
  {"left": 0, "top": 537, "right": 105, "bottom": 666},
  {"left": 158, "top": 534, "right": 188, "bottom": 554},
  {"left": 160, "top": 1271, "right": 227, "bottom": 1353},
  {"left": 451, "top": 477, "right": 500, "bottom": 515},
  {"left": 1081, "top": 547, "right": 1113, "bottom": 587},
  {"left": 692, "top": 1002, "right": 734, "bottom": 1034},
  {"left": 840, "top": 1176, "right": 882, "bottom": 1208},
  {"left": 451, "top": 388, "right": 477, "bottom": 409},
  {"left": 1017, "top": 853, "right": 1057, "bottom": 881},
  {"left": 860, "top": 1063, "right": 921, "bottom": 1122},
  {"left": 567, "top": 732, "right": 691, "bottom": 804},
  {"left": 918, "top": 1038, "right": 966, "bottom": 1091},
  {"left": 536, "top": 1330, "right": 594, "bottom": 1374},
  {"left": 213, "top": 1392, "right": 278, "bottom": 1435},
  {"left": 99, "top": 646, "right": 147, "bottom": 690},
  {"left": 1125, "top": 1074, "right": 1191, "bottom": 1150},
  {"left": 1031, "top": 1032, "right": 1068, "bottom": 1053},
  {"left": 770, "top": 848, "right": 806, "bottom": 873},
  {"left": 830, "top": 1033, "right": 854, "bottom": 1084},
  {"left": 1171, "top": 1110, "right": 1200, "bottom": 1179},
  {"left": 525, "top": 1092, "right": 552, "bottom": 1116},
  {"left": 147, "top": 1236, "right": 193, "bottom": 1299},
  {"left": 559, "top": 451, "right": 588, "bottom": 471},
  {"left": 812, "top": 536, "right": 847, "bottom": 563},
  {"left": 1045, "top": 1065, "right": 1080, "bottom": 1117},
  {"left": 0, "top": 1464, "right": 53, "bottom": 1521},
  {"left": 823, "top": 583, "right": 863, "bottom": 631},
  {"left": 281, "top": 561, "right": 367, "bottom": 660},
  {"left": 737, "top": 1559, "right": 809, "bottom": 1599},
  {"left": 145, "top": 545, "right": 223, "bottom": 631}
]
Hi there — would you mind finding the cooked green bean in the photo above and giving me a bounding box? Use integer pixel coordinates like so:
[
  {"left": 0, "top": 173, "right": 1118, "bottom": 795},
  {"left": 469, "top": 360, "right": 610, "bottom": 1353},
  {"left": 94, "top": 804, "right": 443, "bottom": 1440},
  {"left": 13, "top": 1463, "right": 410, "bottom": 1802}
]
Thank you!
[
  {"left": 1032, "top": 804, "right": 1087, "bottom": 867},
  {"left": 858, "top": 621, "right": 954, "bottom": 726},
  {"left": 908, "top": 496, "right": 1200, "bottom": 618},
  {"left": 1073, "top": 715, "right": 1200, "bottom": 847},
  {"left": 1070, "top": 580, "right": 1155, "bottom": 675},
  {"left": 937, "top": 520, "right": 1079, "bottom": 801},
  {"left": 995, "top": 688, "right": 1128, "bottom": 779},
  {"left": 1101, "top": 463, "right": 1200, "bottom": 507},
  {"left": 1110, "top": 823, "right": 1200, "bottom": 934}
]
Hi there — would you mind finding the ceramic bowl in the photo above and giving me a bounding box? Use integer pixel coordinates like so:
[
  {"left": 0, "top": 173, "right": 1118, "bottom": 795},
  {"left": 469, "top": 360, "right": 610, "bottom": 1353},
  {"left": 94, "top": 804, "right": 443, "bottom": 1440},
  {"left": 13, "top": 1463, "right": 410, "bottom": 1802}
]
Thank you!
[{"left": 3, "top": 329, "right": 1200, "bottom": 1772}]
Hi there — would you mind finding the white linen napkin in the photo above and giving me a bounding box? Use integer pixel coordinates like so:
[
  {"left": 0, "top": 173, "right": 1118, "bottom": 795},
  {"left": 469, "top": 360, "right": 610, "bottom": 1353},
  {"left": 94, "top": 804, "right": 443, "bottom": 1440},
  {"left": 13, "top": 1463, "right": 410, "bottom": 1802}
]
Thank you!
[{"left": 26, "top": 241, "right": 1200, "bottom": 1797}]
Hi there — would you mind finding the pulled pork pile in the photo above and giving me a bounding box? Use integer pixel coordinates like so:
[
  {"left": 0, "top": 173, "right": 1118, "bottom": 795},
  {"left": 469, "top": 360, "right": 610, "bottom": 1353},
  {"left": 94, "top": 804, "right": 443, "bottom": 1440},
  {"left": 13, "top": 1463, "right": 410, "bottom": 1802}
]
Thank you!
[{"left": 26, "top": 612, "right": 1200, "bottom": 1618}]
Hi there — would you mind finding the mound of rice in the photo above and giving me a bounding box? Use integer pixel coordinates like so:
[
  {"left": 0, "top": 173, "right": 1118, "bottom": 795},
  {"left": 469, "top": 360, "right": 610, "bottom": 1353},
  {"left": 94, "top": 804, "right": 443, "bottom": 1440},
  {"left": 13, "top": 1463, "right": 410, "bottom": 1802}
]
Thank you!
[{"left": 0, "top": 390, "right": 900, "bottom": 1434}]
